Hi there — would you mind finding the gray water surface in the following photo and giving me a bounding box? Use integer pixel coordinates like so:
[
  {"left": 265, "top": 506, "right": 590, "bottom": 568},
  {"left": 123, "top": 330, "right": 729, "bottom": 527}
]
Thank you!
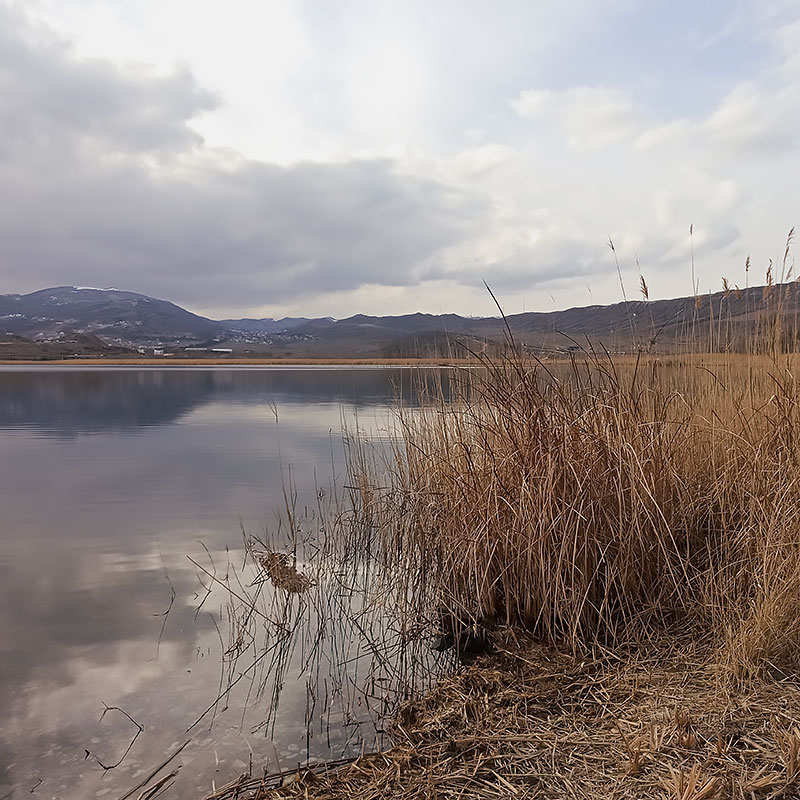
[{"left": 0, "top": 367, "right": 425, "bottom": 800}]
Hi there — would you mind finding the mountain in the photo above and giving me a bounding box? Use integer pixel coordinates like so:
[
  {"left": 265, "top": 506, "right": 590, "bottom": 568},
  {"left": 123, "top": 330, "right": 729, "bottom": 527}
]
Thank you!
[
  {"left": 1, "top": 282, "right": 798, "bottom": 358},
  {"left": 218, "top": 317, "right": 312, "bottom": 333},
  {"left": 275, "top": 284, "right": 800, "bottom": 356},
  {"left": 502, "top": 283, "right": 800, "bottom": 352},
  {"left": 0, "top": 286, "right": 221, "bottom": 345}
]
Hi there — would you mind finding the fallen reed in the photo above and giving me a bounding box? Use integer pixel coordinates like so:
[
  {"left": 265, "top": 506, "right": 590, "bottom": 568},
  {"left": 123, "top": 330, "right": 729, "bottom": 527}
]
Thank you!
[{"left": 217, "top": 630, "right": 800, "bottom": 800}]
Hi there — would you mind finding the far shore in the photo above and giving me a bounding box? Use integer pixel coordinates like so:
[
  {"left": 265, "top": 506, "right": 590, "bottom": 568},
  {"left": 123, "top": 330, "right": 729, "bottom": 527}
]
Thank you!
[
  {"left": 0, "top": 352, "right": 783, "bottom": 367},
  {"left": 0, "top": 356, "right": 476, "bottom": 366},
  {"left": 0, "top": 352, "right": 788, "bottom": 367}
]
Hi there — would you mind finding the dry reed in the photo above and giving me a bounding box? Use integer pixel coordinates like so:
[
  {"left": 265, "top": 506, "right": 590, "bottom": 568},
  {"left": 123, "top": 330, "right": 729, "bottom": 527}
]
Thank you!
[
  {"left": 200, "top": 254, "right": 800, "bottom": 799},
  {"left": 360, "top": 346, "right": 800, "bottom": 680}
]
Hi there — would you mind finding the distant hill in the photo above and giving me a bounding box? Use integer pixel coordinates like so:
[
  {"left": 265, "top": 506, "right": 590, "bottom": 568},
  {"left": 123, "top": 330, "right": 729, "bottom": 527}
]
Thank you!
[
  {"left": 0, "top": 286, "right": 220, "bottom": 345},
  {"left": 0, "top": 331, "right": 136, "bottom": 360},
  {"left": 1, "top": 283, "right": 799, "bottom": 358},
  {"left": 218, "top": 317, "right": 312, "bottom": 333},
  {"left": 382, "top": 330, "right": 503, "bottom": 359},
  {"left": 275, "top": 284, "right": 800, "bottom": 356}
]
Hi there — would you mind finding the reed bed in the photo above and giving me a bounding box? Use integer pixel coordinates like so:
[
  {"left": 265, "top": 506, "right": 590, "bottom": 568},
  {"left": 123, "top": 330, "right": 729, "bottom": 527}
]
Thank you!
[
  {"left": 198, "top": 278, "right": 800, "bottom": 799},
  {"left": 379, "top": 348, "right": 800, "bottom": 677}
]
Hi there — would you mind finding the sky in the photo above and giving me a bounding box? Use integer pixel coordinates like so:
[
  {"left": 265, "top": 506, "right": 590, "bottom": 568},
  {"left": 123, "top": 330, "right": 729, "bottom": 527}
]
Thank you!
[{"left": 0, "top": 0, "right": 798, "bottom": 320}]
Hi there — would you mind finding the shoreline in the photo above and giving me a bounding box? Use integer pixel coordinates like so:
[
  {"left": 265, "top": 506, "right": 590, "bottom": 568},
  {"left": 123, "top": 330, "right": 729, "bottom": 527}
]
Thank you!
[
  {"left": 0, "top": 356, "right": 475, "bottom": 367},
  {"left": 0, "top": 352, "right": 774, "bottom": 367}
]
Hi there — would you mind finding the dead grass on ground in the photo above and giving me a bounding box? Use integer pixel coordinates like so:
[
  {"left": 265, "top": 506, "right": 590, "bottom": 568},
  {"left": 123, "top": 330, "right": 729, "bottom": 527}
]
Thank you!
[{"left": 206, "top": 630, "right": 800, "bottom": 800}]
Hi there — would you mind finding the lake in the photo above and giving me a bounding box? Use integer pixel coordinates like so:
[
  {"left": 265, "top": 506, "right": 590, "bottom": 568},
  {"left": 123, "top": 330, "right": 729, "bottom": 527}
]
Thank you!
[{"left": 0, "top": 366, "right": 431, "bottom": 800}]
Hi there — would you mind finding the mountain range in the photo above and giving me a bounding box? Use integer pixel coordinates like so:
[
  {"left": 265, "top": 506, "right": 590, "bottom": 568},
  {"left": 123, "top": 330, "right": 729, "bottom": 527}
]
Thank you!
[{"left": 1, "top": 283, "right": 798, "bottom": 358}]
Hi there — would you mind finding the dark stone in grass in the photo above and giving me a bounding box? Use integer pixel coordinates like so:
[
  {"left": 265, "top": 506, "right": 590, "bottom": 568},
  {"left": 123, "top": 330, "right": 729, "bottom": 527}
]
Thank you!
[{"left": 431, "top": 609, "right": 494, "bottom": 665}]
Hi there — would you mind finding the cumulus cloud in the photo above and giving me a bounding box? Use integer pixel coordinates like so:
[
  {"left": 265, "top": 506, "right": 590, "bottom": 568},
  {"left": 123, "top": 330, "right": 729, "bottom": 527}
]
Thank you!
[
  {"left": 701, "top": 82, "right": 797, "bottom": 154},
  {"left": 496, "top": 6, "right": 800, "bottom": 306},
  {"left": 636, "top": 80, "right": 800, "bottom": 160},
  {"left": 1, "top": 150, "right": 488, "bottom": 307}
]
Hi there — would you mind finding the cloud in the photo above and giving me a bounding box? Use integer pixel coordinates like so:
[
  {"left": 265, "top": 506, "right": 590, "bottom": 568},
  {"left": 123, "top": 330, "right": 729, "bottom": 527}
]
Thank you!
[
  {"left": 0, "top": 4, "right": 491, "bottom": 312},
  {"left": 1, "top": 0, "right": 799, "bottom": 318},
  {"left": 0, "top": 153, "right": 489, "bottom": 308},
  {"left": 512, "top": 86, "right": 643, "bottom": 150},
  {"left": 0, "top": 6, "right": 217, "bottom": 157},
  {"left": 495, "top": 7, "right": 800, "bottom": 304},
  {"left": 701, "top": 82, "right": 798, "bottom": 154}
]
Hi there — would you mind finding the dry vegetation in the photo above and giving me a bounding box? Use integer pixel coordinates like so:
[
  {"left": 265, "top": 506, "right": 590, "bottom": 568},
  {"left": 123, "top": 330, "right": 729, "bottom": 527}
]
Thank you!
[
  {"left": 209, "top": 632, "right": 800, "bottom": 800},
  {"left": 388, "top": 349, "right": 800, "bottom": 678},
  {"left": 202, "top": 347, "right": 800, "bottom": 799},
  {"left": 199, "top": 243, "right": 800, "bottom": 799}
]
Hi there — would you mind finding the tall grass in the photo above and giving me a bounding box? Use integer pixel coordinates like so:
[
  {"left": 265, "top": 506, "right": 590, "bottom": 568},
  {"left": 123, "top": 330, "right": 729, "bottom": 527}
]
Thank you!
[
  {"left": 365, "top": 348, "right": 800, "bottom": 675},
  {"left": 222, "top": 241, "right": 800, "bottom": 765}
]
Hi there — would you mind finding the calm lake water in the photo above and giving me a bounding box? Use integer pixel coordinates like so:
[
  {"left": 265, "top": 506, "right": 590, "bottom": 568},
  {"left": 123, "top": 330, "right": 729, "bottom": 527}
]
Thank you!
[{"left": 0, "top": 367, "right": 425, "bottom": 800}]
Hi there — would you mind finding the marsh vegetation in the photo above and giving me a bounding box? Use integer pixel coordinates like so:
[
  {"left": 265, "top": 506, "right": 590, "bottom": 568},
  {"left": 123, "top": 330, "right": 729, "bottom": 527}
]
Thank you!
[{"left": 206, "top": 239, "right": 800, "bottom": 799}]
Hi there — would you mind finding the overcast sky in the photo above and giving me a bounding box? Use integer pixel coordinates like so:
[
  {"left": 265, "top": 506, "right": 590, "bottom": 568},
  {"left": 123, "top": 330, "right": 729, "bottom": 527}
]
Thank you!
[{"left": 0, "top": 0, "right": 797, "bottom": 319}]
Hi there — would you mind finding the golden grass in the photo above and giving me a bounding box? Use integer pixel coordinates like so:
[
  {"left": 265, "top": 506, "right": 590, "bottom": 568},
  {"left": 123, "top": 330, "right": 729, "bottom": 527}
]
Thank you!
[
  {"left": 255, "top": 551, "right": 313, "bottom": 594},
  {"left": 196, "top": 344, "right": 800, "bottom": 799}
]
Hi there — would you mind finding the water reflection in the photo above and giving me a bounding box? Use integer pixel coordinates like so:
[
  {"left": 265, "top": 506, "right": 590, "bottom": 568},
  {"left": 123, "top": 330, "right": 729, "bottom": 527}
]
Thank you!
[
  {"left": 0, "top": 367, "right": 439, "bottom": 436},
  {"left": 0, "top": 367, "right": 434, "bottom": 800}
]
